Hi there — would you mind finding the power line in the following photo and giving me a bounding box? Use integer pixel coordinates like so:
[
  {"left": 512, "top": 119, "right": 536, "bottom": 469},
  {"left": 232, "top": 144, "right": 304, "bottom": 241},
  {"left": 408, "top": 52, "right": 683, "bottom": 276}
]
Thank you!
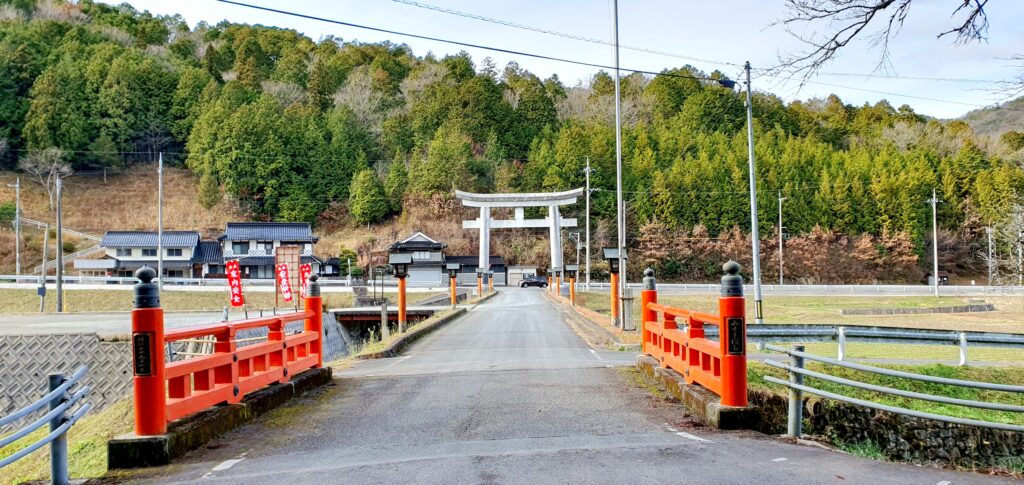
[
  {"left": 218, "top": 1, "right": 1020, "bottom": 117},
  {"left": 392, "top": 0, "right": 1006, "bottom": 86},
  {"left": 215, "top": 0, "right": 727, "bottom": 83},
  {"left": 390, "top": 0, "right": 743, "bottom": 69}
]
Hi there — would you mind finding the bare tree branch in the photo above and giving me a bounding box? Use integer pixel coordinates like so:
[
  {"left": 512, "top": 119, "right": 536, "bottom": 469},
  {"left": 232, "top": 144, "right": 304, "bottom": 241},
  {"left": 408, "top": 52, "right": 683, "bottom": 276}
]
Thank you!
[
  {"left": 769, "top": 0, "right": 992, "bottom": 86},
  {"left": 19, "top": 147, "right": 71, "bottom": 213}
]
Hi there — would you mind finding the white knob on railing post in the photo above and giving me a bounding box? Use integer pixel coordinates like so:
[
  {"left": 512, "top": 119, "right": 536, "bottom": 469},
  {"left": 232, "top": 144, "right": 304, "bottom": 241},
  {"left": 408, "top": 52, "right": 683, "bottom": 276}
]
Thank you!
[
  {"left": 958, "top": 332, "right": 968, "bottom": 366},
  {"left": 837, "top": 327, "right": 846, "bottom": 361}
]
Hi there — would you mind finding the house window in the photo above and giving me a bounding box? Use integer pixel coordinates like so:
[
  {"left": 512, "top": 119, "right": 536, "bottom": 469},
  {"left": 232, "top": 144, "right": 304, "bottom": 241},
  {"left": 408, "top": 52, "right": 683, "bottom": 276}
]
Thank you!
[
  {"left": 232, "top": 242, "right": 250, "bottom": 254},
  {"left": 166, "top": 270, "right": 184, "bottom": 278},
  {"left": 166, "top": 248, "right": 182, "bottom": 257},
  {"left": 259, "top": 242, "right": 273, "bottom": 252},
  {"left": 115, "top": 248, "right": 132, "bottom": 257},
  {"left": 142, "top": 248, "right": 157, "bottom": 257},
  {"left": 208, "top": 265, "right": 222, "bottom": 275},
  {"left": 413, "top": 251, "right": 430, "bottom": 260}
]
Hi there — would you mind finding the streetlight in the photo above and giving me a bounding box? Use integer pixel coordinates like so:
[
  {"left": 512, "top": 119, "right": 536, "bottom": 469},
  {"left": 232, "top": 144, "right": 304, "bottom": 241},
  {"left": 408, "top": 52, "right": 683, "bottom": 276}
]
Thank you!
[
  {"left": 446, "top": 262, "right": 461, "bottom": 307},
  {"left": 388, "top": 253, "right": 411, "bottom": 331}
]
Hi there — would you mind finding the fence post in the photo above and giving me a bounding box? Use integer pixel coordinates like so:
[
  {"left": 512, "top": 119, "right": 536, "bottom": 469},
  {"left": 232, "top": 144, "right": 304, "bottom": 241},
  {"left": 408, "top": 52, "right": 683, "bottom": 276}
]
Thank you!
[
  {"left": 223, "top": 306, "right": 228, "bottom": 321},
  {"left": 131, "top": 266, "right": 166, "bottom": 436},
  {"left": 640, "top": 268, "right": 657, "bottom": 355},
  {"left": 958, "top": 332, "right": 968, "bottom": 366},
  {"left": 379, "top": 302, "right": 390, "bottom": 341},
  {"left": 788, "top": 344, "right": 805, "bottom": 438},
  {"left": 48, "top": 373, "right": 69, "bottom": 485},
  {"left": 837, "top": 326, "right": 846, "bottom": 361},
  {"left": 305, "top": 275, "right": 323, "bottom": 368},
  {"left": 718, "top": 261, "right": 748, "bottom": 407}
]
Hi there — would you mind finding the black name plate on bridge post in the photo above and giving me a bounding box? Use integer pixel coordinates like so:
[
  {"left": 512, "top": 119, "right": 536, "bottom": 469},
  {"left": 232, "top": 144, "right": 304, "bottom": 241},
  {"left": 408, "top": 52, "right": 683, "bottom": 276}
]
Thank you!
[
  {"left": 133, "top": 333, "right": 153, "bottom": 376},
  {"left": 726, "top": 318, "right": 745, "bottom": 355}
]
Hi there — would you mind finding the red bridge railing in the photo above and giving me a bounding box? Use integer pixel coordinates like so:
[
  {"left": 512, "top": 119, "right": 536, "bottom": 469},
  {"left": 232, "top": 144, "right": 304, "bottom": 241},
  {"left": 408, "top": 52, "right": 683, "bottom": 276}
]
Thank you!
[
  {"left": 639, "top": 263, "right": 748, "bottom": 407},
  {"left": 130, "top": 269, "right": 324, "bottom": 436}
]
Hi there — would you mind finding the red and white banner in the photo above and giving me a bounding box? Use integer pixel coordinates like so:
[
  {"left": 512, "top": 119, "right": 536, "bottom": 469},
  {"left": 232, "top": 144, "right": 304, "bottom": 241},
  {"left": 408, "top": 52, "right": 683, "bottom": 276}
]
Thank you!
[
  {"left": 276, "top": 263, "right": 294, "bottom": 302},
  {"left": 226, "top": 260, "right": 245, "bottom": 307},
  {"left": 299, "top": 263, "right": 312, "bottom": 297}
]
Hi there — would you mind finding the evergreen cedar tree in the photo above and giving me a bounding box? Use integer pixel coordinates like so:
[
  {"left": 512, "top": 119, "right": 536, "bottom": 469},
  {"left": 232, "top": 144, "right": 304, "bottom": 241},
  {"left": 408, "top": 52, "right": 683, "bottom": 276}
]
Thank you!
[{"left": 0, "top": 0, "right": 1022, "bottom": 281}]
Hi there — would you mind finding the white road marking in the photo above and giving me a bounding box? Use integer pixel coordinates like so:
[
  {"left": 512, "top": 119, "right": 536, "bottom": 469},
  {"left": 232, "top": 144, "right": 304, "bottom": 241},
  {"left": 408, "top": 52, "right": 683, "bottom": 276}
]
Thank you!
[
  {"left": 211, "top": 458, "right": 244, "bottom": 471},
  {"left": 588, "top": 349, "right": 605, "bottom": 361},
  {"left": 936, "top": 482, "right": 951, "bottom": 485},
  {"left": 674, "top": 431, "right": 709, "bottom": 442},
  {"left": 666, "top": 427, "right": 679, "bottom": 432},
  {"left": 772, "top": 458, "right": 788, "bottom": 462}
]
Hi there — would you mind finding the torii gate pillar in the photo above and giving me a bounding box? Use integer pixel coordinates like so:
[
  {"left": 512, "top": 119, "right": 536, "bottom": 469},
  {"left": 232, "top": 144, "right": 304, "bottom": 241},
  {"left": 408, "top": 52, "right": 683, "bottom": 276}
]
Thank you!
[{"left": 457, "top": 189, "right": 584, "bottom": 278}]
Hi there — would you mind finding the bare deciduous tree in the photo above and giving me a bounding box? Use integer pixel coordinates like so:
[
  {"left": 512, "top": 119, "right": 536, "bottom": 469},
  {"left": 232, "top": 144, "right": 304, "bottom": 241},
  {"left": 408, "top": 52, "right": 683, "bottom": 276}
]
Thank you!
[
  {"left": 773, "top": 0, "right": 993, "bottom": 85},
  {"left": 19, "top": 147, "right": 71, "bottom": 213}
]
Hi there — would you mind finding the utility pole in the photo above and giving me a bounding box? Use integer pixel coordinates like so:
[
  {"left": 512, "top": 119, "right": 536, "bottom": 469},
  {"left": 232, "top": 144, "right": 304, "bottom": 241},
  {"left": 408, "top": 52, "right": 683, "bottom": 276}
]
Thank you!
[
  {"left": 1018, "top": 229, "right": 1022, "bottom": 287},
  {"left": 347, "top": 257, "right": 352, "bottom": 286},
  {"left": 612, "top": 0, "right": 627, "bottom": 329},
  {"left": 6, "top": 177, "right": 20, "bottom": 275},
  {"left": 584, "top": 157, "right": 592, "bottom": 291},
  {"left": 157, "top": 152, "right": 164, "bottom": 290},
  {"left": 987, "top": 226, "right": 994, "bottom": 286},
  {"left": 928, "top": 188, "right": 940, "bottom": 297},
  {"left": 39, "top": 223, "right": 48, "bottom": 313},
  {"left": 777, "top": 191, "right": 785, "bottom": 286},
  {"left": 55, "top": 175, "right": 63, "bottom": 313},
  {"left": 743, "top": 61, "right": 764, "bottom": 324}
]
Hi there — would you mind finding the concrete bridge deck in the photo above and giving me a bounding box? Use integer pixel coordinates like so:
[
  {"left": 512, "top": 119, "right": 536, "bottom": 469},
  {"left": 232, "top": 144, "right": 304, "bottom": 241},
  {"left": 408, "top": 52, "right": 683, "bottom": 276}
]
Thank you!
[{"left": 134, "top": 288, "right": 1009, "bottom": 484}]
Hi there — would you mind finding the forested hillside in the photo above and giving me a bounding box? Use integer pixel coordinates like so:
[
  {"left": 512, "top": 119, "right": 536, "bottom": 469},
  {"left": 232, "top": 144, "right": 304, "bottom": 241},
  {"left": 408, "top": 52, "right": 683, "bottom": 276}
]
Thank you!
[{"left": 1, "top": 1, "right": 1023, "bottom": 283}]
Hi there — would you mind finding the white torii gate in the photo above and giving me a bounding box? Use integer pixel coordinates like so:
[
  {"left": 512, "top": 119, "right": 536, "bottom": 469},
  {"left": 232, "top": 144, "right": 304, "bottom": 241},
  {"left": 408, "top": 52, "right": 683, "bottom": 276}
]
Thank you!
[{"left": 456, "top": 188, "right": 584, "bottom": 276}]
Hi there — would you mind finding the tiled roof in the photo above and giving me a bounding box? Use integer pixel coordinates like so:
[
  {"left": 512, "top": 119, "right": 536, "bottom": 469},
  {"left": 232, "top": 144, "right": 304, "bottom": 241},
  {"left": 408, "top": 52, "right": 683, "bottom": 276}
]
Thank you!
[
  {"left": 193, "top": 241, "right": 224, "bottom": 264},
  {"left": 101, "top": 231, "right": 199, "bottom": 248},
  {"left": 234, "top": 256, "right": 322, "bottom": 266},
  {"left": 221, "top": 223, "right": 318, "bottom": 242}
]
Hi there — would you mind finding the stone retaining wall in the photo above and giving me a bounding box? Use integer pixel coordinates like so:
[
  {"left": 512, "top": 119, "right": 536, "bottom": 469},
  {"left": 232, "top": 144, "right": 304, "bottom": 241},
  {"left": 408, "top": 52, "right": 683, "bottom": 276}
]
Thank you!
[{"left": 752, "top": 389, "right": 1024, "bottom": 469}]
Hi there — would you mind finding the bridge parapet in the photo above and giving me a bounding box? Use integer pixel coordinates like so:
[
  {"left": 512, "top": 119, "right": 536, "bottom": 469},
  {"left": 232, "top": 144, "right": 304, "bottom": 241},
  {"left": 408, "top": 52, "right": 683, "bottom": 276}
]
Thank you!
[
  {"left": 130, "top": 268, "right": 324, "bottom": 436},
  {"left": 640, "top": 263, "right": 748, "bottom": 407}
]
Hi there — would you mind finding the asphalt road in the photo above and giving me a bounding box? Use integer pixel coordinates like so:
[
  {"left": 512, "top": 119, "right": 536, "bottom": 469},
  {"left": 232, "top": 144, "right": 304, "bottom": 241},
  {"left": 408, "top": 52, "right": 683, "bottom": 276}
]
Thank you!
[
  {"left": 131, "top": 288, "right": 1010, "bottom": 484},
  {"left": 0, "top": 310, "right": 305, "bottom": 337}
]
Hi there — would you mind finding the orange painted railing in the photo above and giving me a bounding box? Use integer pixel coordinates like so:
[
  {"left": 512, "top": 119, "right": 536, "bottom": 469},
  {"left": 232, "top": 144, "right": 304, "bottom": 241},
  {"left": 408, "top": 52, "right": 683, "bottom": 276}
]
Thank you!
[
  {"left": 639, "top": 265, "right": 748, "bottom": 407},
  {"left": 130, "top": 269, "right": 324, "bottom": 436}
]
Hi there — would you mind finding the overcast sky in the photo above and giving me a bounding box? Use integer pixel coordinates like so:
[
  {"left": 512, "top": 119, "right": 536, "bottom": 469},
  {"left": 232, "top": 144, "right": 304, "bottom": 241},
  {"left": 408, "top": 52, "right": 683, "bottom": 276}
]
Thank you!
[{"left": 123, "top": 0, "right": 1024, "bottom": 119}]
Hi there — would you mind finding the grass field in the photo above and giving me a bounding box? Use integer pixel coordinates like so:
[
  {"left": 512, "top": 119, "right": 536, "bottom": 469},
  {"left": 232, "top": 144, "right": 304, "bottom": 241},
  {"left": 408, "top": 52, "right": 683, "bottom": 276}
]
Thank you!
[
  {"left": 577, "top": 291, "right": 1024, "bottom": 333},
  {"left": 748, "top": 361, "right": 1024, "bottom": 425},
  {"left": 0, "top": 288, "right": 442, "bottom": 314}
]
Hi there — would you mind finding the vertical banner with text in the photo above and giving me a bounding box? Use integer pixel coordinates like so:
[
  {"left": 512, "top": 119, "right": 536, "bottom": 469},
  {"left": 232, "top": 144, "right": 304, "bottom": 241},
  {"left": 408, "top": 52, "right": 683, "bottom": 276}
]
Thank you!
[
  {"left": 300, "top": 263, "right": 312, "bottom": 298},
  {"left": 226, "top": 259, "right": 245, "bottom": 307},
  {"left": 276, "top": 263, "right": 294, "bottom": 302}
]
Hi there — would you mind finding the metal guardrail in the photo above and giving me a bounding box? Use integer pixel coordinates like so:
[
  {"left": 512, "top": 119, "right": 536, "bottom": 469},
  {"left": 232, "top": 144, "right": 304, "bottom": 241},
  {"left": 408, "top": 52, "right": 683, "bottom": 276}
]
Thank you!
[
  {"left": 0, "top": 366, "right": 92, "bottom": 484},
  {"left": 696, "top": 323, "right": 1024, "bottom": 366},
  {"left": 32, "top": 245, "right": 103, "bottom": 274},
  {"left": 761, "top": 344, "right": 1024, "bottom": 437},
  {"left": 586, "top": 282, "right": 1024, "bottom": 296},
  {"left": 17, "top": 216, "right": 102, "bottom": 242}
]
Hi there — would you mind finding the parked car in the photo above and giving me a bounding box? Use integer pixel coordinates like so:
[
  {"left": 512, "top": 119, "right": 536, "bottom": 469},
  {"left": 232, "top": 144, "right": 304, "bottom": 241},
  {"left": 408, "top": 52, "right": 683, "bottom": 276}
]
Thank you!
[{"left": 520, "top": 275, "right": 548, "bottom": 288}]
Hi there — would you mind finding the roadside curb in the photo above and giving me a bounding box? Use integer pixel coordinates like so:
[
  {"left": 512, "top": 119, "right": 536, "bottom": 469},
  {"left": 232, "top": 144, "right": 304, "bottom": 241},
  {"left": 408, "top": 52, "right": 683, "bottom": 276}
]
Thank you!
[
  {"left": 107, "top": 367, "right": 332, "bottom": 469},
  {"left": 542, "top": 291, "right": 639, "bottom": 351},
  {"left": 355, "top": 308, "right": 468, "bottom": 360},
  {"left": 634, "top": 354, "right": 758, "bottom": 430}
]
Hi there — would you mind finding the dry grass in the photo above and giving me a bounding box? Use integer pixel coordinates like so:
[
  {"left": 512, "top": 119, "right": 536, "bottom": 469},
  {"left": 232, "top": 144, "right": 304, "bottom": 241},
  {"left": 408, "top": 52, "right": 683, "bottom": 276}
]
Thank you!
[
  {"left": 0, "top": 399, "right": 134, "bottom": 484},
  {"left": 0, "top": 288, "right": 441, "bottom": 314},
  {"left": 578, "top": 291, "right": 1024, "bottom": 334}
]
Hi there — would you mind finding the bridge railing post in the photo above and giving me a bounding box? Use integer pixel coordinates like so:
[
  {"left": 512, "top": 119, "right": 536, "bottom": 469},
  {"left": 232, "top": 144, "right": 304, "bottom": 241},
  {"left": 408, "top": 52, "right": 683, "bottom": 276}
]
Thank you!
[
  {"left": 131, "top": 266, "right": 167, "bottom": 436},
  {"left": 304, "top": 275, "right": 323, "bottom": 368},
  {"left": 640, "top": 268, "right": 657, "bottom": 355},
  {"left": 718, "top": 261, "right": 748, "bottom": 407}
]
